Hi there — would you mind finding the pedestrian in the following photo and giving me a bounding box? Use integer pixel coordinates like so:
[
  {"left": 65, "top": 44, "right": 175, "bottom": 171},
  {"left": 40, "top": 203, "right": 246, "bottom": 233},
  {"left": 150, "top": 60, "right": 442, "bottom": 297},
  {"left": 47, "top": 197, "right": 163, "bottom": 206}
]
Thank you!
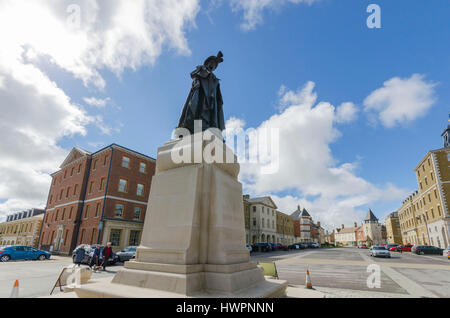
[
  {"left": 90, "top": 245, "right": 102, "bottom": 271},
  {"left": 74, "top": 244, "right": 86, "bottom": 267},
  {"left": 398, "top": 245, "right": 403, "bottom": 254},
  {"left": 102, "top": 242, "right": 113, "bottom": 271}
]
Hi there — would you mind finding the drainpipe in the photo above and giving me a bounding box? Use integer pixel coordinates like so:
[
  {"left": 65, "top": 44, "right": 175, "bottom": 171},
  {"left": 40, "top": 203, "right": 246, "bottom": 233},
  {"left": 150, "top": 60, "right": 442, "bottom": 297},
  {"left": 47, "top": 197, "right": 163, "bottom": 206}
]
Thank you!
[{"left": 97, "top": 146, "right": 114, "bottom": 244}]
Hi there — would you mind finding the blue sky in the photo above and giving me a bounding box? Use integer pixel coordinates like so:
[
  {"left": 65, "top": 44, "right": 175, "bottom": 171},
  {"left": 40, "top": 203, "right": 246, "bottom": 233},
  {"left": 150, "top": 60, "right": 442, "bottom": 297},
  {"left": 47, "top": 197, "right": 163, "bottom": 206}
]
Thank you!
[{"left": 0, "top": 0, "right": 449, "bottom": 228}]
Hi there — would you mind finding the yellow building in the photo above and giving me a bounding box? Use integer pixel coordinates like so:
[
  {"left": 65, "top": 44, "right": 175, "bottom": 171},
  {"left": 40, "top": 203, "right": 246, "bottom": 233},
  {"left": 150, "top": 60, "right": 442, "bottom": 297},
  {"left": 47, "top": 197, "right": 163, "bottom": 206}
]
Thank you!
[
  {"left": 385, "top": 211, "right": 402, "bottom": 244},
  {"left": 0, "top": 214, "right": 44, "bottom": 247},
  {"left": 276, "top": 211, "right": 295, "bottom": 245},
  {"left": 398, "top": 126, "right": 450, "bottom": 248}
]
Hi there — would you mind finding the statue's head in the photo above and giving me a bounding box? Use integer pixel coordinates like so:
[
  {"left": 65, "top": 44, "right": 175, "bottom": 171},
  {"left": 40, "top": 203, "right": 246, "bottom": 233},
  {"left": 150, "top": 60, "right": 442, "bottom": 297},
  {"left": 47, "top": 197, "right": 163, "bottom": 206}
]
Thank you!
[{"left": 204, "top": 51, "right": 223, "bottom": 72}]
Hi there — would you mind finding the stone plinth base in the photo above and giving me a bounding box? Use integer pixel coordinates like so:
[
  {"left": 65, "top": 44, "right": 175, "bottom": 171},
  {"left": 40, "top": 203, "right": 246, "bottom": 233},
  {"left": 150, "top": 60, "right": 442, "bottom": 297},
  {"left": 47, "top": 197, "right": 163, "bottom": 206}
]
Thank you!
[
  {"left": 74, "top": 276, "right": 287, "bottom": 298},
  {"left": 74, "top": 132, "right": 287, "bottom": 298},
  {"left": 107, "top": 260, "right": 274, "bottom": 296}
]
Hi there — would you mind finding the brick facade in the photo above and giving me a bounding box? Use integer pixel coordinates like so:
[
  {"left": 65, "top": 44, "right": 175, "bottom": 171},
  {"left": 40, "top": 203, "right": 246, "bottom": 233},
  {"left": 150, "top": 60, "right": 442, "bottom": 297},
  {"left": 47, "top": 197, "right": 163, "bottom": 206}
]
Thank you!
[{"left": 39, "top": 144, "right": 155, "bottom": 254}]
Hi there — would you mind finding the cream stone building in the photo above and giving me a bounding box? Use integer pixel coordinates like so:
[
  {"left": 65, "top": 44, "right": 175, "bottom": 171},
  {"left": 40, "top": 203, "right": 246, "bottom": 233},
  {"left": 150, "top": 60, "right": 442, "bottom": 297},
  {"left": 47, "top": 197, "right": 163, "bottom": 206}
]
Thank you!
[
  {"left": 363, "top": 210, "right": 384, "bottom": 245},
  {"left": 385, "top": 211, "right": 402, "bottom": 244},
  {"left": 246, "top": 196, "right": 278, "bottom": 244},
  {"left": 398, "top": 125, "right": 450, "bottom": 249},
  {"left": 334, "top": 223, "right": 360, "bottom": 246},
  {"left": 0, "top": 213, "right": 44, "bottom": 247}
]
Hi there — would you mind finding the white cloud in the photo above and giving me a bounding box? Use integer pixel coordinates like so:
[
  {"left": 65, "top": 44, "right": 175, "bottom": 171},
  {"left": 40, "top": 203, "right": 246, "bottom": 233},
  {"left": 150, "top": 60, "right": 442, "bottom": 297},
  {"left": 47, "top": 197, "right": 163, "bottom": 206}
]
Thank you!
[
  {"left": 234, "top": 82, "right": 408, "bottom": 230},
  {"left": 0, "top": 0, "right": 200, "bottom": 89},
  {"left": 335, "top": 102, "right": 358, "bottom": 124},
  {"left": 230, "top": 0, "right": 320, "bottom": 31},
  {"left": 363, "top": 74, "right": 437, "bottom": 128},
  {"left": 0, "top": 0, "right": 200, "bottom": 219},
  {"left": 83, "top": 97, "right": 111, "bottom": 108}
]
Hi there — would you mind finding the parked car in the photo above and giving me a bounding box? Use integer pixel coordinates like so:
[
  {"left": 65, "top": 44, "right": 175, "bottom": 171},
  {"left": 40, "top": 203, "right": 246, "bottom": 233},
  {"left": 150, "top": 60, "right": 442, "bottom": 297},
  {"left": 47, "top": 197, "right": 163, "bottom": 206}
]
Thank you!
[
  {"left": 252, "top": 242, "right": 271, "bottom": 252},
  {"left": 246, "top": 244, "right": 252, "bottom": 253},
  {"left": 369, "top": 246, "right": 391, "bottom": 258},
  {"left": 311, "top": 242, "right": 320, "bottom": 248},
  {"left": 275, "top": 243, "right": 289, "bottom": 251},
  {"left": 116, "top": 246, "right": 137, "bottom": 262},
  {"left": 412, "top": 245, "right": 443, "bottom": 255},
  {"left": 358, "top": 244, "right": 368, "bottom": 249},
  {"left": 288, "top": 243, "right": 305, "bottom": 250},
  {"left": 72, "top": 244, "right": 119, "bottom": 265},
  {"left": 391, "top": 244, "right": 413, "bottom": 252},
  {"left": 0, "top": 245, "right": 51, "bottom": 262},
  {"left": 268, "top": 243, "right": 278, "bottom": 251},
  {"left": 385, "top": 244, "right": 400, "bottom": 251},
  {"left": 443, "top": 246, "right": 450, "bottom": 259}
]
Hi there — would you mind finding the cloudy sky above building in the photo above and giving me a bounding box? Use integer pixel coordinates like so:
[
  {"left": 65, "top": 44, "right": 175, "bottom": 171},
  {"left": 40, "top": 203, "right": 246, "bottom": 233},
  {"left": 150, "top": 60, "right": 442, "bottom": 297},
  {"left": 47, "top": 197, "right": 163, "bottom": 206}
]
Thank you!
[{"left": 0, "top": 0, "right": 449, "bottom": 229}]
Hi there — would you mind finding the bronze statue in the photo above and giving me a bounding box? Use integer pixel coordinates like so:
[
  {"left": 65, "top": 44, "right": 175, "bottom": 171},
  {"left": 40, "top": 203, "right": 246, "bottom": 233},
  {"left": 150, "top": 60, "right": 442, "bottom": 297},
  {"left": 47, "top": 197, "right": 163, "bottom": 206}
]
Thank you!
[{"left": 177, "top": 51, "right": 225, "bottom": 134}]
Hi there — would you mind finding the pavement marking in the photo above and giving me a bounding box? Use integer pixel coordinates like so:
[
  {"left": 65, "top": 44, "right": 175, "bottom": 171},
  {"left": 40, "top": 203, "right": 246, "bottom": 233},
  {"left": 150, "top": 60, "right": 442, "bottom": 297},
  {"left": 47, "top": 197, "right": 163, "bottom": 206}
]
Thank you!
[
  {"left": 278, "top": 256, "right": 450, "bottom": 271},
  {"left": 358, "top": 250, "right": 438, "bottom": 298},
  {"left": 315, "top": 286, "right": 412, "bottom": 298}
]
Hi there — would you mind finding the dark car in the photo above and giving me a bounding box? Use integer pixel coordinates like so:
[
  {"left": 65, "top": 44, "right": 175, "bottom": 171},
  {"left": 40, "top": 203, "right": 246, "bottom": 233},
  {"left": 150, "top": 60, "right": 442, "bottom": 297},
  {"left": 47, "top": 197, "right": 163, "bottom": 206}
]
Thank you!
[
  {"left": 252, "top": 242, "right": 271, "bottom": 252},
  {"left": 116, "top": 246, "right": 137, "bottom": 262},
  {"left": 0, "top": 245, "right": 51, "bottom": 262},
  {"left": 305, "top": 242, "right": 319, "bottom": 248},
  {"left": 412, "top": 245, "right": 443, "bottom": 255},
  {"left": 288, "top": 243, "right": 305, "bottom": 250},
  {"left": 72, "top": 244, "right": 119, "bottom": 265}
]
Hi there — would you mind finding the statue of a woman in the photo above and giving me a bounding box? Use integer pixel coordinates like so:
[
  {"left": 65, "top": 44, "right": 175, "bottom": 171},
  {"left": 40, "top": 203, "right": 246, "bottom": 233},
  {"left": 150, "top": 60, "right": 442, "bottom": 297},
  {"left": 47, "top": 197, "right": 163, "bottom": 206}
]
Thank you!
[{"left": 177, "top": 51, "right": 225, "bottom": 134}]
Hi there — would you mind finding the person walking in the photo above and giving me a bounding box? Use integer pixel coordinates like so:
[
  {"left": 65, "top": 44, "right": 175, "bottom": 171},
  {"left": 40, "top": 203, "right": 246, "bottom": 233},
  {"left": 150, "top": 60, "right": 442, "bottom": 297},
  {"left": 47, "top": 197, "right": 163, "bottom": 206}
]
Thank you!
[
  {"left": 74, "top": 244, "right": 86, "bottom": 267},
  {"left": 90, "top": 245, "right": 102, "bottom": 271},
  {"left": 102, "top": 242, "right": 113, "bottom": 271}
]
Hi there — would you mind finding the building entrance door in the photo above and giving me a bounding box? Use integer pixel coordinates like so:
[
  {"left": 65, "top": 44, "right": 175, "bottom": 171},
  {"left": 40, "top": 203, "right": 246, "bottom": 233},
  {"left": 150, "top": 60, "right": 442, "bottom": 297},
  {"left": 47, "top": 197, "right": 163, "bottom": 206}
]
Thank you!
[{"left": 55, "top": 228, "right": 63, "bottom": 251}]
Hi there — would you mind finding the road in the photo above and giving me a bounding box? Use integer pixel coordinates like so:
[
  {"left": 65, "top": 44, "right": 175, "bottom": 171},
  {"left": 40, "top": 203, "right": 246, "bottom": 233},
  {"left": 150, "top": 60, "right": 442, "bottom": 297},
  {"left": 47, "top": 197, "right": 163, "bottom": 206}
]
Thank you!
[
  {"left": 0, "top": 256, "right": 123, "bottom": 298},
  {"left": 251, "top": 247, "right": 450, "bottom": 298},
  {"left": 1, "top": 247, "right": 449, "bottom": 298}
]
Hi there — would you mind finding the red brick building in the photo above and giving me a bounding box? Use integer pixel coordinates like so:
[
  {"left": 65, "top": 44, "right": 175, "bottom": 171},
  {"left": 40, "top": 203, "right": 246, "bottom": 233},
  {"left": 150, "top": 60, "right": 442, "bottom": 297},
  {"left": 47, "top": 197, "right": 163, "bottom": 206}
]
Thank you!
[{"left": 39, "top": 144, "right": 155, "bottom": 254}]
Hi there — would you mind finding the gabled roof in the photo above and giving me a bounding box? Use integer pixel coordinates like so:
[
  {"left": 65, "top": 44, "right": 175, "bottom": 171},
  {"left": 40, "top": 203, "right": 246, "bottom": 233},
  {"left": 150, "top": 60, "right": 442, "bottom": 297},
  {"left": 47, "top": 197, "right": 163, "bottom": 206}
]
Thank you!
[
  {"left": 247, "top": 196, "right": 277, "bottom": 209},
  {"left": 59, "top": 147, "right": 91, "bottom": 168},
  {"left": 291, "top": 206, "right": 311, "bottom": 219},
  {"left": 301, "top": 208, "right": 311, "bottom": 218},
  {"left": 290, "top": 205, "right": 302, "bottom": 220},
  {"left": 365, "top": 209, "right": 378, "bottom": 222}
]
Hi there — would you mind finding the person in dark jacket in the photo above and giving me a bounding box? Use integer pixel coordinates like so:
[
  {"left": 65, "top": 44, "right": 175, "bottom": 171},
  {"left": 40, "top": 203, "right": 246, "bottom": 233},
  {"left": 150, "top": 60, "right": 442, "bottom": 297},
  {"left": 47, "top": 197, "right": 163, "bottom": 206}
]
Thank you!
[
  {"left": 102, "top": 242, "right": 113, "bottom": 271},
  {"left": 90, "top": 245, "right": 102, "bottom": 271},
  {"left": 74, "top": 244, "right": 86, "bottom": 267}
]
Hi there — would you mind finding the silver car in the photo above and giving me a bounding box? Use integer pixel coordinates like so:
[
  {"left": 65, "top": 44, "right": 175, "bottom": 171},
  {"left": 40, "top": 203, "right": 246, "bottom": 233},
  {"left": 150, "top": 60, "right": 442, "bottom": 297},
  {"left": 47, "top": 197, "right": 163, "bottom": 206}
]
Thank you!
[
  {"left": 115, "top": 246, "right": 137, "bottom": 262},
  {"left": 370, "top": 246, "right": 391, "bottom": 258}
]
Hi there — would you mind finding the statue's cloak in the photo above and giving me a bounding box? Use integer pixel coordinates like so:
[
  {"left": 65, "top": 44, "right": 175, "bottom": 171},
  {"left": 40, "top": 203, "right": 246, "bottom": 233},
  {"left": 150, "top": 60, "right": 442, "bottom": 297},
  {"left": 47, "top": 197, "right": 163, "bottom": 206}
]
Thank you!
[{"left": 177, "top": 65, "right": 225, "bottom": 134}]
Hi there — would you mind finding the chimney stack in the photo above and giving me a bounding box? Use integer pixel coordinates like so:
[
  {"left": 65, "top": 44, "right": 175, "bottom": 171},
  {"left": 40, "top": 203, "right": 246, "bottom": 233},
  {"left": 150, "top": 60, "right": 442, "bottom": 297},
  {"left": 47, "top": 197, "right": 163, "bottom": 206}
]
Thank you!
[
  {"left": 317, "top": 221, "right": 321, "bottom": 227},
  {"left": 341, "top": 224, "right": 345, "bottom": 229},
  {"left": 354, "top": 222, "right": 357, "bottom": 228}
]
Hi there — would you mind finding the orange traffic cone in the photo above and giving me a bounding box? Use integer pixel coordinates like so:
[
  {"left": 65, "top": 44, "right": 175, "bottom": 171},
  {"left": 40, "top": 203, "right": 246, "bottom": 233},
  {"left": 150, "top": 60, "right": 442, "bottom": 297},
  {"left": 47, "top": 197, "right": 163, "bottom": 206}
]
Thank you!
[
  {"left": 10, "top": 280, "right": 19, "bottom": 298},
  {"left": 305, "top": 269, "right": 313, "bottom": 289}
]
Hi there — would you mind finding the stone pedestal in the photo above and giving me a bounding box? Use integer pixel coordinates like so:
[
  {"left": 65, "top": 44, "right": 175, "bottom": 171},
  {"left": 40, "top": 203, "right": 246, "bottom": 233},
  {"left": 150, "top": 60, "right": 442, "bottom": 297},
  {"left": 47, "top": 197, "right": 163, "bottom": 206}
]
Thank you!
[{"left": 75, "top": 131, "right": 287, "bottom": 298}]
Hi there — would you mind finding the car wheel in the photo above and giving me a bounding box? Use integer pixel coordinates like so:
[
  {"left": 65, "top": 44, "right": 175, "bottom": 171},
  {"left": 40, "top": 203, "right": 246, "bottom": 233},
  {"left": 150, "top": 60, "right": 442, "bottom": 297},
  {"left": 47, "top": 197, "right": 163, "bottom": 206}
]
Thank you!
[
  {"left": 420, "top": 251, "right": 425, "bottom": 255},
  {"left": 1, "top": 255, "right": 10, "bottom": 262},
  {"left": 38, "top": 254, "right": 46, "bottom": 261}
]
